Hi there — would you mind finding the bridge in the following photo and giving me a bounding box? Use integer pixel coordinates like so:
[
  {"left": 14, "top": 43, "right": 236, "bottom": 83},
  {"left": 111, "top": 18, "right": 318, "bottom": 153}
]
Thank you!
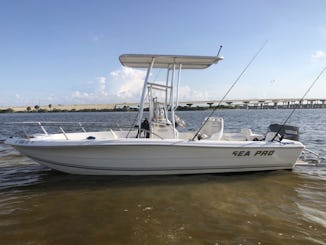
[
  {"left": 179, "top": 98, "right": 326, "bottom": 109},
  {"left": 116, "top": 98, "right": 326, "bottom": 109}
]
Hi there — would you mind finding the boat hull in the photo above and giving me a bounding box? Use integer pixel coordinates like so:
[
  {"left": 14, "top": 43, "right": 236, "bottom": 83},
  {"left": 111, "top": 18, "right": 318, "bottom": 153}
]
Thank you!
[{"left": 6, "top": 139, "right": 304, "bottom": 175}]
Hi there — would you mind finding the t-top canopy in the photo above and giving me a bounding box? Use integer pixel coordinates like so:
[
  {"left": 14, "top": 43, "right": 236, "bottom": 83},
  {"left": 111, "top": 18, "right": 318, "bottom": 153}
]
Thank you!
[{"left": 119, "top": 54, "right": 223, "bottom": 69}]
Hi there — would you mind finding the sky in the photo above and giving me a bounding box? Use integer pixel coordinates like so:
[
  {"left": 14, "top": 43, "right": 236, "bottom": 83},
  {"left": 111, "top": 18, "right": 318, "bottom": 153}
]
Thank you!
[{"left": 0, "top": 0, "right": 326, "bottom": 107}]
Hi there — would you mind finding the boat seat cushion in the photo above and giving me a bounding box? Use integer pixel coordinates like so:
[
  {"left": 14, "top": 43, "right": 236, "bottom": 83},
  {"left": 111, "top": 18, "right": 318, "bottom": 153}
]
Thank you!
[
  {"left": 241, "top": 128, "right": 264, "bottom": 141},
  {"left": 200, "top": 117, "right": 224, "bottom": 141}
]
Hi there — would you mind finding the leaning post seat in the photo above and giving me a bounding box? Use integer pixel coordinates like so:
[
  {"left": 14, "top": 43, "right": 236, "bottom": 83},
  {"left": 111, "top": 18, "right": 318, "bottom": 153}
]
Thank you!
[
  {"left": 199, "top": 117, "right": 224, "bottom": 140},
  {"left": 241, "top": 128, "right": 265, "bottom": 141}
]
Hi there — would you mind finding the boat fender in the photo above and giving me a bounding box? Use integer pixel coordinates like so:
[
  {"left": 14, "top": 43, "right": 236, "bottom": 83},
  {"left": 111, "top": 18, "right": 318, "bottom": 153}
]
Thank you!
[{"left": 86, "top": 136, "right": 96, "bottom": 140}]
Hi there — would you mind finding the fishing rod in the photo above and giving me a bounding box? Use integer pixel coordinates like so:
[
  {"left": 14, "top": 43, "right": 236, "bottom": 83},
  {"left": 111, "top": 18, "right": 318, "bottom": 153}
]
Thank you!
[
  {"left": 271, "top": 65, "right": 326, "bottom": 141},
  {"left": 191, "top": 40, "right": 268, "bottom": 141}
]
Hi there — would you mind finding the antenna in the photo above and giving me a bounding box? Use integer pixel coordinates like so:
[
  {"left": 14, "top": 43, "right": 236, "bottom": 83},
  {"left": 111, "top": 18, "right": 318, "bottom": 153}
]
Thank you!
[
  {"left": 217, "top": 45, "right": 223, "bottom": 56},
  {"left": 191, "top": 40, "right": 268, "bottom": 141}
]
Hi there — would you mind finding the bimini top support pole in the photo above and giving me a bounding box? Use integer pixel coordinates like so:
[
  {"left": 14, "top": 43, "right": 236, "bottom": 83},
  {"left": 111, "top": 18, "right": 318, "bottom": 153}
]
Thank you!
[
  {"left": 171, "top": 63, "right": 176, "bottom": 138},
  {"left": 137, "top": 57, "right": 155, "bottom": 137},
  {"left": 175, "top": 64, "right": 182, "bottom": 111},
  {"left": 165, "top": 68, "right": 170, "bottom": 108}
]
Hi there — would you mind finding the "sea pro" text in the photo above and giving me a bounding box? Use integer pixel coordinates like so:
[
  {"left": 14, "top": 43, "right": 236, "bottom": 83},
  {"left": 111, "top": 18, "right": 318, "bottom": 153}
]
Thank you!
[{"left": 232, "top": 150, "right": 275, "bottom": 157}]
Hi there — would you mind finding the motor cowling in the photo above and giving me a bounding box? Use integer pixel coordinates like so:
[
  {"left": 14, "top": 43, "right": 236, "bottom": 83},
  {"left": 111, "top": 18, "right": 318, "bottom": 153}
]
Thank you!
[{"left": 268, "top": 124, "right": 299, "bottom": 141}]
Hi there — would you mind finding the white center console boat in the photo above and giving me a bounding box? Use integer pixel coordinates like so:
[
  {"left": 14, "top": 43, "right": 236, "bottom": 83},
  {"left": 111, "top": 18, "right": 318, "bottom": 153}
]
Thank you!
[{"left": 5, "top": 53, "right": 304, "bottom": 175}]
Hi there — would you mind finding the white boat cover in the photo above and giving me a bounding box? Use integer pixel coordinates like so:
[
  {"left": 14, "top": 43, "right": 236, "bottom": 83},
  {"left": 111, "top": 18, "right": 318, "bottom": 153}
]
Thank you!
[{"left": 119, "top": 54, "right": 223, "bottom": 69}]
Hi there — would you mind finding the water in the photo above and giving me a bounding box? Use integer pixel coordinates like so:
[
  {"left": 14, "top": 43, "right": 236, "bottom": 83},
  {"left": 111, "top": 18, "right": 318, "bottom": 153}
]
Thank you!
[{"left": 0, "top": 110, "right": 325, "bottom": 244}]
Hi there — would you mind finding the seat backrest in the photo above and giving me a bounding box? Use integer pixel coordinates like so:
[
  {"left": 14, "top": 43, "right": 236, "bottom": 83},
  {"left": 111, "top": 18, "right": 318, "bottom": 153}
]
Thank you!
[
  {"left": 241, "top": 128, "right": 253, "bottom": 139},
  {"left": 200, "top": 117, "right": 224, "bottom": 141}
]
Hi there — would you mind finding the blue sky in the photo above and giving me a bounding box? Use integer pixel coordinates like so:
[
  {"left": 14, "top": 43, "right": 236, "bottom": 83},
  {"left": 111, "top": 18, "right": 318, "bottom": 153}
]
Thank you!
[{"left": 0, "top": 0, "right": 326, "bottom": 106}]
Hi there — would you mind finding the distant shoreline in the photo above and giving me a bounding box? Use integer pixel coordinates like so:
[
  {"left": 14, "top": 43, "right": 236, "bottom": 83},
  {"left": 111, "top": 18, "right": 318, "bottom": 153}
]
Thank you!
[
  {"left": 0, "top": 103, "right": 325, "bottom": 113},
  {"left": 2, "top": 98, "right": 326, "bottom": 113},
  {"left": 0, "top": 104, "right": 230, "bottom": 113},
  {"left": 0, "top": 104, "right": 116, "bottom": 112}
]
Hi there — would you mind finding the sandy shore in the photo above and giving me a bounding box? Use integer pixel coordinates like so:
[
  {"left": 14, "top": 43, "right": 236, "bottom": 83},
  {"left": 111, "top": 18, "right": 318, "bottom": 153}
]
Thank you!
[{"left": 0, "top": 103, "right": 138, "bottom": 112}]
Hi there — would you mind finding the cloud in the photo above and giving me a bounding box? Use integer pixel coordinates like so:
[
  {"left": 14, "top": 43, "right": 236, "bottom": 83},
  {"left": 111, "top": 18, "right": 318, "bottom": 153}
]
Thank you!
[
  {"left": 311, "top": 50, "right": 326, "bottom": 60},
  {"left": 71, "top": 77, "right": 108, "bottom": 104},
  {"left": 110, "top": 67, "right": 146, "bottom": 99},
  {"left": 2, "top": 67, "right": 229, "bottom": 106},
  {"left": 96, "top": 77, "right": 108, "bottom": 96},
  {"left": 69, "top": 67, "right": 211, "bottom": 104},
  {"left": 70, "top": 67, "right": 146, "bottom": 103},
  {"left": 178, "top": 85, "right": 210, "bottom": 101},
  {"left": 107, "top": 68, "right": 212, "bottom": 102},
  {"left": 3, "top": 68, "right": 210, "bottom": 106}
]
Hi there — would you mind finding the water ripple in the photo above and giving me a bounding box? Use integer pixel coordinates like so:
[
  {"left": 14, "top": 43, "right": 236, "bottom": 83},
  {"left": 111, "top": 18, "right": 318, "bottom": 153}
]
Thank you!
[{"left": 0, "top": 111, "right": 325, "bottom": 244}]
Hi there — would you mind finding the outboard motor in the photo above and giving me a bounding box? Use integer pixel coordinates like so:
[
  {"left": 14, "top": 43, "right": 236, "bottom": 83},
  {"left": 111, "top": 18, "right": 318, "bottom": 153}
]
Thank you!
[{"left": 268, "top": 124, "right": 299, "bottom": 141}]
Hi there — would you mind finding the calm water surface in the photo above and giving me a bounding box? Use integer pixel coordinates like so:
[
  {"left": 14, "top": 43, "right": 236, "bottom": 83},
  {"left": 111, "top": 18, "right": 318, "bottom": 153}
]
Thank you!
[{"left": 0, "top": 110, "right": 325, "bottom": 244}]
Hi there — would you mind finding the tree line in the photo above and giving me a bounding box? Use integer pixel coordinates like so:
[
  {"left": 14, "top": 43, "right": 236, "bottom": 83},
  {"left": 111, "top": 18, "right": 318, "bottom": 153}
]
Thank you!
[{"left": 0, "top": 103, "right": 236, "bottom": 114}]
